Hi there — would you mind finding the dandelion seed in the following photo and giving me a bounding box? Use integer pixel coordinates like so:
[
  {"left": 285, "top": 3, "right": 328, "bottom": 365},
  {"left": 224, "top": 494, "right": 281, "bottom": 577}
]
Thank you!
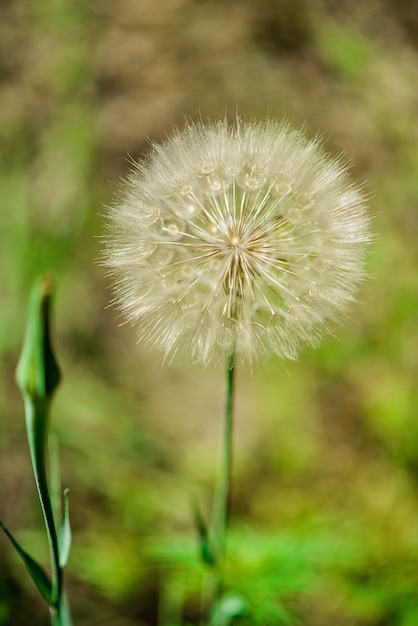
[{"left": 103, "top": 117, "right": 371, "bottom": 366}]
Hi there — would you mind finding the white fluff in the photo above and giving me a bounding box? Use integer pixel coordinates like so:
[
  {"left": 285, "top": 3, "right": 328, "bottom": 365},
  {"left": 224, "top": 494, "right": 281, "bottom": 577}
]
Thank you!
[{"left": 104, "top": 117, "right": 371, "bottom": 366}]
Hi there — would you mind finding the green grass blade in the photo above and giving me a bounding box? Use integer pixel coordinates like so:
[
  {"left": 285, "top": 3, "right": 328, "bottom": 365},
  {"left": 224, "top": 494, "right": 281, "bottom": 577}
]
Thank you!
[
  {"left": 191, "top": 496, "right": 216, "bottom": 567},
  {"left": 58, "top": 489, "right": 72, "bottom": 569},
  {"left": 0, "top": 520, "right": 53, "bottom": 605}
]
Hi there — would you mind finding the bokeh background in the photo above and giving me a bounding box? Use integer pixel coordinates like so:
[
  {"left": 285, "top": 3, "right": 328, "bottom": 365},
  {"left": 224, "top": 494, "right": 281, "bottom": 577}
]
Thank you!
[{"left": 1, "top": 1, "right": 418, "bottom": 624}]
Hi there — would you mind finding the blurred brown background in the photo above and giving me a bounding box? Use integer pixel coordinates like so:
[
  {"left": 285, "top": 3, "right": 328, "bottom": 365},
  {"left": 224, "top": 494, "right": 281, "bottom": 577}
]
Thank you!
[{"left": 1, "top": 1, "right": 418, "bottom": 625}]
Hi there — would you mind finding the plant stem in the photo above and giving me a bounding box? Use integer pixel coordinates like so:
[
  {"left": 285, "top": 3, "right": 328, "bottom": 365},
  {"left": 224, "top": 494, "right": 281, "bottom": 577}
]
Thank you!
[
  {"left": 24, "top": 398, "right": 62, "bottom": 608},
  {"left": 50, "top": 593, "right": 72, "bottom": 626},
  {"left": 14, "top": 277, "right": 71, "bottom": 625},
  {"left": 216, "top": 353, "right": 235, "bottom": 561},
  {"left": 210, "top": 352, "right": 236, "bottom": 617}
]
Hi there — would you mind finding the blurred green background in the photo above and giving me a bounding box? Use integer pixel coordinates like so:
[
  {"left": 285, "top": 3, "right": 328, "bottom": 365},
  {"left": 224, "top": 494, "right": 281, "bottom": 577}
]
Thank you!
[{"left": 1, "top": 0, "right": 418, "bottom": 624}]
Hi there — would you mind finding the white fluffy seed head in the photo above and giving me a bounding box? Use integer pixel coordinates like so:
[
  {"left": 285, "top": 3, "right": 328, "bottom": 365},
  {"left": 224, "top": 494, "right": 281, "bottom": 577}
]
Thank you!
[{"left": 103, "top": 117, "right": 371, "bottom": 366}]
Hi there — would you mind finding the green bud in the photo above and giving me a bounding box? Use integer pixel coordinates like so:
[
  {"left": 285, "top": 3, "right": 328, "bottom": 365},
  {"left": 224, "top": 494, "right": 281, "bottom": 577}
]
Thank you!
[{"left": 16, "top": 275, "right": 61, "bottom": 402}]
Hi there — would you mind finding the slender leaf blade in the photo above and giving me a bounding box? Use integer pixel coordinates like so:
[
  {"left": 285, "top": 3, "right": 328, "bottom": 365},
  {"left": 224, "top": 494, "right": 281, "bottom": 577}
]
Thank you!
[
  {"left": 58, "top": 489, "right": 72, "bottom": 569},
  {"left": 191, "top": 496, "right": 216, "bottom": 567},
  {"left": 0, "top": 520, "right": 53, "bottom": 605}
]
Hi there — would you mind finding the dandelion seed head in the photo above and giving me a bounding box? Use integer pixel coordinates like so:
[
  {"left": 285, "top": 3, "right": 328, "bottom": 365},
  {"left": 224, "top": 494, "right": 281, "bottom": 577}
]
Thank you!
[{"left": 104, "top": 117, "right": 371, "bottom": 366}]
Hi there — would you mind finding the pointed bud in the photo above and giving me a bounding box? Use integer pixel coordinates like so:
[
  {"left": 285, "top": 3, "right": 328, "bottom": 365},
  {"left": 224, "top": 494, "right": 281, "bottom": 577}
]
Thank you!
[{"left": 16, "top": 275, "right": 61, "bottom": 403}]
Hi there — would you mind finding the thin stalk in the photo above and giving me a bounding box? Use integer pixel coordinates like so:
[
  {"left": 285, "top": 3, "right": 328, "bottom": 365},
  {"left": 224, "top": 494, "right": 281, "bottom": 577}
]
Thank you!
[
  {"left": 215, "top": 353, "right": 235, "bottom": 562},
  {"left": 15, "top": 277, "right": 67, "bottom": 624},
  {"left": 24, "top": 398, "right": 62, "bottom": 610},
  {"left": 53, "top": 592, "right": 72, "bottom": 626},
  {"left": 209, "top": 352, "right": 236, "bottom": 618}
]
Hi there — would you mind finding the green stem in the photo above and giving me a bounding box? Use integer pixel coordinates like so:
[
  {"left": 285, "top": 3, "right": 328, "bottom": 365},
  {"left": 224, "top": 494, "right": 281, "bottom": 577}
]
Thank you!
[
  {"left": 210, "top": 352, "right": 235, "bottom": 617},
  {"left": 25, "top": 398, "right": 62, "bottom": 610},
  {"left": 215, "top": 353, "right": 235, "bottom": 561},
  {"left": 50, "top": 597, "right": 71, "bottom": 626},
  {"left": 15, "top": 277, "right": 68, "bottom": 624}
]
